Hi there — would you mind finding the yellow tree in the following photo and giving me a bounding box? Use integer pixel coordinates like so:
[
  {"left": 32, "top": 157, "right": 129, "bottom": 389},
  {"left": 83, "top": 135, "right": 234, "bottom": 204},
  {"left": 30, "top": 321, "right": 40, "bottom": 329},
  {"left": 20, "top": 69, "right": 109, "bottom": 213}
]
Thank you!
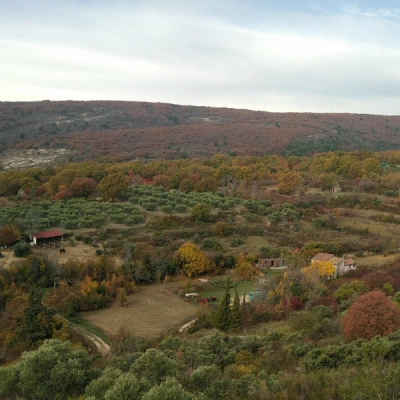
[
  {"left": 175, "top": 242, "right": 215, "bottom": 277},
  {"left": 301, "top": 260, "right": 336, "bottom": 281},
  {"left": 234, "top": 253, "right": 258, "bottom": 280},
  {"left": 98, "top": 172, "right": 129, "bottom": 202}
]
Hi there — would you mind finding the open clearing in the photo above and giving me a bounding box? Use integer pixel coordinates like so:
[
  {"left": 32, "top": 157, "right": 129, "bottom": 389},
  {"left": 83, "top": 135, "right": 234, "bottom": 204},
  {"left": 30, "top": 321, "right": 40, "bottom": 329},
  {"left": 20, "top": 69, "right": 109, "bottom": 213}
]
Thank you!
[{"left": 81, "top": 279, "right": 199, "bottom": 338}]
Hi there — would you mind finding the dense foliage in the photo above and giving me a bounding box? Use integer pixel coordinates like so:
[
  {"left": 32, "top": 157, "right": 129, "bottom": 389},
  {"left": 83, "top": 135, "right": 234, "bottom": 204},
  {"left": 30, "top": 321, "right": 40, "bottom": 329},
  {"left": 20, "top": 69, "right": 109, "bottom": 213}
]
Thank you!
[{"left": 2, "top": 149, "right": 400, "bottom": 398}]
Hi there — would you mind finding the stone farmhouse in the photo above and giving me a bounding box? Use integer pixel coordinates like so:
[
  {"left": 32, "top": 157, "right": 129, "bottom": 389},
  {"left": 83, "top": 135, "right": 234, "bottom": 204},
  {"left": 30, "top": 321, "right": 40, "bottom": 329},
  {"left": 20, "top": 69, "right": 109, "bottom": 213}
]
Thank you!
[{"left": 311, "top": 252, "right": 356, "bottom": 278}]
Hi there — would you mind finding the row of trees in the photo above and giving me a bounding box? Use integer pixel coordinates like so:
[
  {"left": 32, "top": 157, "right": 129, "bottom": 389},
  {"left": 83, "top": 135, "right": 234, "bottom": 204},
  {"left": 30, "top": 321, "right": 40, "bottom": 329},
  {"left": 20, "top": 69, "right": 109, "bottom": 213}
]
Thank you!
[{"left": 1, "top": 150, "right": 400, "bottom": 200}]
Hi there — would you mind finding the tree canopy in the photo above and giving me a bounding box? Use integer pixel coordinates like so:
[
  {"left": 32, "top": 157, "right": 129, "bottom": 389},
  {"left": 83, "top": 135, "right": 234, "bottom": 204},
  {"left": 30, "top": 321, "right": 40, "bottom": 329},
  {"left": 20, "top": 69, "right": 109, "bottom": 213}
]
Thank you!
[{"left": 343, "top": 290, "right": 400, "bottom": 340}]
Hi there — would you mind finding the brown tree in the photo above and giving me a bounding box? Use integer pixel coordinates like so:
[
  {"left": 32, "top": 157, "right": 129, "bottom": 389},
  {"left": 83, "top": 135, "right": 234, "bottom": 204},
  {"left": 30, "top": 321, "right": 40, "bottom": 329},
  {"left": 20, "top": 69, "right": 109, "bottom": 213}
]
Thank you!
[
  {"left": 343, "top": 290, "right": 400, "bottom": 341},
  {"left": 70, "top": 177, "right": 97, "bottom": 198},
  {"left": 0, "top": 225, "right": 17, "bottom": 246}
]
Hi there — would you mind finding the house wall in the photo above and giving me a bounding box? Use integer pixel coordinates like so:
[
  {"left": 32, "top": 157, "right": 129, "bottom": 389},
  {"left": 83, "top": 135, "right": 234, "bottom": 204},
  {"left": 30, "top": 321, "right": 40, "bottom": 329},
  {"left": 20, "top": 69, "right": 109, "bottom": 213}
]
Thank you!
[{"left": 256, "top": 258, "right": 285, "bottom": 268}]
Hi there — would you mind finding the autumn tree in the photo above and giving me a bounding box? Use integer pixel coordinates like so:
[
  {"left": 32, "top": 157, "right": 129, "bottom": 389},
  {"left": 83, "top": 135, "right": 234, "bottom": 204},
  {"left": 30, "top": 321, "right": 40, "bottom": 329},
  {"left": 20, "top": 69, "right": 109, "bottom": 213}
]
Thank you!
[
  {"left": 277, "top": 170, "right": 303, "bottom": 195},
  {"left": 362, "top": 157, "right": 381, "bottom": 178},
  {"left": 52, "top": 184, "right": 71, "bottom": 200},
  {"left": 179, "top": 178, "right": 194, "bottom": 193},
  {"left": 98, "top": 172, "right": 129, "bottom": 202},
  {"left": 190, "top": 203, "right": 213, "bottom": 223},
  {"left": 318, "top": 172, "right": 336, "bottom": 191},
  {"left": 0, "top": 224, "right": 17, "bottom": 246},
  {"left": 70, "top": 177, "right": 97, "bottom": 198},
  {"left": 343, "top": 290, "right": 400, "bottom": 341},
  {"left": 214, "top": 221, "right": 232, "bottom": 237},
  {"left": 301, "top": 260, "right": 336, "bottom": 282},
  {"left": 194, "top": 176, "right": 219, "bottom": 192},
  {"left": 234, "top": 253, "right": 258, "bottom": 281},
  {"left": 175, "top": 242, "right": 214, "bottom": 277}
]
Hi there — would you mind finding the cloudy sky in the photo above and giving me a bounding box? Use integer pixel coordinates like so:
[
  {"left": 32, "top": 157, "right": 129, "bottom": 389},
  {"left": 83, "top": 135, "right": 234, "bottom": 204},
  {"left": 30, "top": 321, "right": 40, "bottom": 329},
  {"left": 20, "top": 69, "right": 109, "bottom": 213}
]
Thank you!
[{"left": 1, "top": 0, "right": 400, "bottom": 114}]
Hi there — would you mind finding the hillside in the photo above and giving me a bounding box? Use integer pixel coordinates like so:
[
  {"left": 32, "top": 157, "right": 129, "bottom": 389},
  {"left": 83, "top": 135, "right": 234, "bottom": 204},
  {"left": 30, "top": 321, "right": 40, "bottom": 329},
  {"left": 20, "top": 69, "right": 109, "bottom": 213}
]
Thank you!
[{"left": 1, "top": 100, "right": 400, "bottom": 167}]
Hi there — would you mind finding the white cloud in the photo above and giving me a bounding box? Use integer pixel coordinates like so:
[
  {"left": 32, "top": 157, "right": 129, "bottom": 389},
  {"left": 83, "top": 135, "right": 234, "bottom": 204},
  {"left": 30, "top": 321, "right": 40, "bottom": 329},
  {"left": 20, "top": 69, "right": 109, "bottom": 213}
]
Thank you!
[{"left": 0, "top": 0, "right": 399, "bottom": 114}]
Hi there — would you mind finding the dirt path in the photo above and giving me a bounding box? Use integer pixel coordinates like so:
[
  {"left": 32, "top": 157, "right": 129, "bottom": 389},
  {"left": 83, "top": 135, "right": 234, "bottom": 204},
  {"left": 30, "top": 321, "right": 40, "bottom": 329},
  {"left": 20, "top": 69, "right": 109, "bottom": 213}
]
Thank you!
[
  {"left": 54, "top": 315, "right": 110, "bottom": 357},
  {"left": 67, "top": 320, "right": 111, "bottom": 356},
  {"left": 0, "top": 250, "right": 19, "bottom": 269}
]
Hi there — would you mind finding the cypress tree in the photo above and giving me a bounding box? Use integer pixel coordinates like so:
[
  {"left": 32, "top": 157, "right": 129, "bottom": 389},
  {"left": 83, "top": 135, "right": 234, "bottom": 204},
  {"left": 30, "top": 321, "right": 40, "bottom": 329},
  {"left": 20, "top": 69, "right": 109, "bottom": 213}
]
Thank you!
[
  {"left": 230, "top": 287, "right": 242, "bottom": 332},
  {"left": 216, "top": 278, "right": 231, "bottom": 332},
  {"left": 19, "top": 287, "right": 54, "bottom": 347},
  {"left": 241, "top": 292, "right": 249, "bottom": 334}
]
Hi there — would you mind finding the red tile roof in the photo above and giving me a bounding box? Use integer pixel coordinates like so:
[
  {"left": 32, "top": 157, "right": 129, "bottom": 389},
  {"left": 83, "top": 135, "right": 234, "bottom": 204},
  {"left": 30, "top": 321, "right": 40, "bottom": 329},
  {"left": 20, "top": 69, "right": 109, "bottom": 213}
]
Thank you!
[
  {"left": 33, "top": 230, "right": 63, "bottom": 239},
  {"left": 312, "top": 253, "right": 334, "bottom": 262}
]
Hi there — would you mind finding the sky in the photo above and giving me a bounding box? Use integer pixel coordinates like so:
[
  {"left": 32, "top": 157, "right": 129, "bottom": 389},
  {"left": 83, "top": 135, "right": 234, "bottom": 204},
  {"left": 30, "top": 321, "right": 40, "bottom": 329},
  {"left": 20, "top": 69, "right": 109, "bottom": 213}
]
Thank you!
[{"left": 1, "top": 0, "right": 400, "bottom": 115}]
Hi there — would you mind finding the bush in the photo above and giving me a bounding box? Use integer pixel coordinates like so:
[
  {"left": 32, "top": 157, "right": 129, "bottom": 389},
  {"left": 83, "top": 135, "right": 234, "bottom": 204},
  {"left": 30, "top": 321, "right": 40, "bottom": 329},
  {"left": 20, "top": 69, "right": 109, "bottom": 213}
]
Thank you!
[
  {"left": 243, "top": 213, "right": 260, "bottom": 222},
  {"left": 175, "top": 205, "right": 187, "bottom": 213},
  {"left": 202, "top": 237, "right": 222, "bottom": 251},
  {"left": 214, "top": 221, "right": 232, "bottom": 237},
  {"left": 142, "top": 202, "right": 157, "bottom": 211},
  {"left": 14, "top": 242, "right": 33, "bottom": 257},
  {"left": 231, "top": 236, "right": 244, "bottom": 247}
]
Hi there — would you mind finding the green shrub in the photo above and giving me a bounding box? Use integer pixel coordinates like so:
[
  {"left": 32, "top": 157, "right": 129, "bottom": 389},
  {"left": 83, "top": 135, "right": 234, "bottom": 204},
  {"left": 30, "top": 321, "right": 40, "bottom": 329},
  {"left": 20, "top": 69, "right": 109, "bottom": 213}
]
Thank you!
[
  {"left": 231, "top": 236, "right": 244, "bottom": 247},
  {"left": 218, "top": 202, "right": 229, "bottom": 210},
  {"left": 156, "top": 198, "right": 168, "bottom": 206},
  {"left": 142, "top": 202, "right": 157, "bottom": 211},
  {"left": 83, "top": 236, "right": 92, "bottom": 244},
  {"left": 202, "top": 237, "right": 222, "bottom": 250},
  {"left": 243, "top": 212, "right": 260, "bottom": 222},
  {"left": 14, "top": 242, "right": 33, "bottom": 257},
  {"left": 175, "top": 205, "right": 187, "bottom": 213},
  {"left": 167, "top": 201, "right": 177, "bottom": 209},
  {"left": 161, "top": 205, "right": 173, "bottom": 213},
  {"left": 62, "top": 220, "right": 80, "bottom": 229}
]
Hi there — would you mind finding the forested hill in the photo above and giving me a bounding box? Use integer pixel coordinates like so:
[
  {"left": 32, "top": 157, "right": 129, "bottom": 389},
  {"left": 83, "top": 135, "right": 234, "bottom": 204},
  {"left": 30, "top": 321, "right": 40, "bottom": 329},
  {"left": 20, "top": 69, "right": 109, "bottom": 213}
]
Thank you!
[{"left": 1, "top": 100, "right": 400, "bottom": 161}]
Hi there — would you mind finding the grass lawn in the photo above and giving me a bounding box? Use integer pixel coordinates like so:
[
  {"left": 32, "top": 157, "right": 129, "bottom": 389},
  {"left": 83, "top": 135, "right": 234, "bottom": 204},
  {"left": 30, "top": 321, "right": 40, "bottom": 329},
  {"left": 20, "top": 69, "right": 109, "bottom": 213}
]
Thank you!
[
  {"left": 80, "top": 279, "right": 199, "bottom": 339},
  {"left": 198, "top": 279, "right": 257, "bottom": 303},
  {"left": 197, "top": 269, "right": 285, "bottom": 303}
]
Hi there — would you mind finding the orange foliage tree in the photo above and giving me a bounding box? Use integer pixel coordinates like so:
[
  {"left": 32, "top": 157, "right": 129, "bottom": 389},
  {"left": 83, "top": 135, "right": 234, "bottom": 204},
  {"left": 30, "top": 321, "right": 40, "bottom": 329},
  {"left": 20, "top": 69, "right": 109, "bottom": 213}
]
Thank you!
[
  {"left": 234, "top": 253, "right": 258, "bottom": 280},
  {"left": 343, "top": 291, "right": 400, "bottom": 341},
  {"left": 175, "top": 242, "right": 215, "bottom": 277},
  {"left": 277, "top": 170, "right": 303, "bottom": 195},
  {"left": 70, "top": 177, "right": 97, "bottom": 198}
]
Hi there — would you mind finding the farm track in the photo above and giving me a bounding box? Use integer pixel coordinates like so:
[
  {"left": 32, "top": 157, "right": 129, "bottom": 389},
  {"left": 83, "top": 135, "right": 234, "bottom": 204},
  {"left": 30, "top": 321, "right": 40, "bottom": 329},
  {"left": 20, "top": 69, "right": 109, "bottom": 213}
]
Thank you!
[{"left": 59, "top": 316, "right": 111, "bottom": 357}]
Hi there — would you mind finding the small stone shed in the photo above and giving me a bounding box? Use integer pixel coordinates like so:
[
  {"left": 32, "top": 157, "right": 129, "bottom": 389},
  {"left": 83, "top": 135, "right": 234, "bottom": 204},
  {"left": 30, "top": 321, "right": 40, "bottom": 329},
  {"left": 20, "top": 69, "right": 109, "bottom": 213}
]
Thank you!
[{"left": 256, "top": 258, "right": 285, "bottom": 268}]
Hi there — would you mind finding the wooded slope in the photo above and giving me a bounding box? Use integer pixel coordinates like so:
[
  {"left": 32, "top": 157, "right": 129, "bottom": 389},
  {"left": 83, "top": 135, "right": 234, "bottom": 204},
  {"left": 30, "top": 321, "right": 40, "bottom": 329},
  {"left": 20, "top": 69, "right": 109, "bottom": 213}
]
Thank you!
[{"left": 1, "top": 100, "right": 400, "bottom": 161}]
